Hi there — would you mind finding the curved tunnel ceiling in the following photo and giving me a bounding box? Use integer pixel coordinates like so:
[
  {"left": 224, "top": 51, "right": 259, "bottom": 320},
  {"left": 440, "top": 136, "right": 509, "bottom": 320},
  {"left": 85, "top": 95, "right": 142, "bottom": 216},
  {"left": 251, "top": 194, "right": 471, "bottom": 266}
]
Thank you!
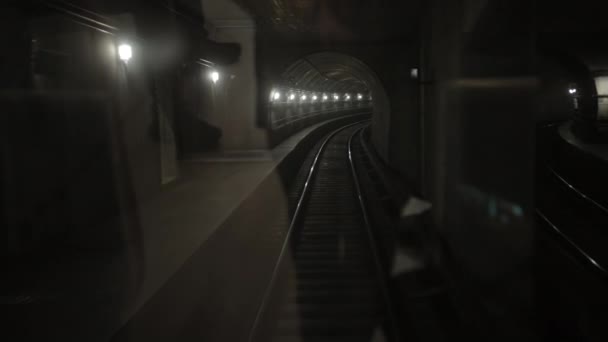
[{"left": 281, "top": 52, "right": 381, "bottom": 94}]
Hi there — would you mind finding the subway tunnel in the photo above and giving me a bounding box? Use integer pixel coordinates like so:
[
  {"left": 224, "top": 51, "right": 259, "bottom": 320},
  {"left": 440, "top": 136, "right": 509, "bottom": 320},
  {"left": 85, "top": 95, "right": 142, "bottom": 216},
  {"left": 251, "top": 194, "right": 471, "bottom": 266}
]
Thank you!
[{"left": 2, "top": 1, "right": 608, "bottom": 342}]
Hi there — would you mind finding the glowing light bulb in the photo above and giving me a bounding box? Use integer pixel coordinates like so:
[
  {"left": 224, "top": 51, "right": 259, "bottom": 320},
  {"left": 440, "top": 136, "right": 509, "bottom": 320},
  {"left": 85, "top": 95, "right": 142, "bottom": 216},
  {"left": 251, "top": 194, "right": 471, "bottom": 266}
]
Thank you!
[
  {"left": 209, "top": 71, "right": 220, "bottom": 83},
  {"left": 411, "top": 68, "right": 419, "bottom": 79},
  {"left": 118, "top": 43, "right": 132, "bottom": 63}
]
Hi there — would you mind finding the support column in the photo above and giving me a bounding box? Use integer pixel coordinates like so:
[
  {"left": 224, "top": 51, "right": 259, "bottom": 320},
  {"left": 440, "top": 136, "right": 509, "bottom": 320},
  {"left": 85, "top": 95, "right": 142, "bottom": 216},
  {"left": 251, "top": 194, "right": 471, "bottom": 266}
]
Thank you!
[{"left": 202, "top": 1, "right": 268, "bottom": 151}]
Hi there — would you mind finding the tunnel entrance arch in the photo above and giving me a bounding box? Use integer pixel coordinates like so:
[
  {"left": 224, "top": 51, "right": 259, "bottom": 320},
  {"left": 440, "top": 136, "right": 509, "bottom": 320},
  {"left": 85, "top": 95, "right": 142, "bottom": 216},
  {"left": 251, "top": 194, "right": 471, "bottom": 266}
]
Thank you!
[{"left": 262, "top": 51, "right": 391, "bottom": 148}]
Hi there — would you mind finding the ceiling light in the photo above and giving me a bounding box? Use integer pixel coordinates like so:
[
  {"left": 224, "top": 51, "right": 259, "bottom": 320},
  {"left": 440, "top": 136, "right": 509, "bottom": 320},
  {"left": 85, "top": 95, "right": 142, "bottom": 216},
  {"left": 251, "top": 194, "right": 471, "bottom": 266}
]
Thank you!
[
  {"left": 118, "top": 43, "right": 132, "bottom": 63},
  {"left": 209, "top": 71, "right": 220, "bottom": 83}
]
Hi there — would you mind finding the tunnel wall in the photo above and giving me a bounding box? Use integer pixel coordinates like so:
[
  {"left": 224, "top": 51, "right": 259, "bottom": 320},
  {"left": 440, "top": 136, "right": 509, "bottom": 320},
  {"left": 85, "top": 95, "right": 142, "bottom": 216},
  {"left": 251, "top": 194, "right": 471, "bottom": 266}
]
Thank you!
[
  {"left": 380, "top": 49, "right": 421, "bottom": 187},
  {"left": 256, "top": 51, "right": 380, "bottom": 148},
  {"left": 267, "top": 99, "right": 372, "bottom": 147},
  {"left": 256, "top": 42, "right": 421, "bottom": 183},
  {"left": 203, "top": 0, "right": 269, "bottom": 150}
]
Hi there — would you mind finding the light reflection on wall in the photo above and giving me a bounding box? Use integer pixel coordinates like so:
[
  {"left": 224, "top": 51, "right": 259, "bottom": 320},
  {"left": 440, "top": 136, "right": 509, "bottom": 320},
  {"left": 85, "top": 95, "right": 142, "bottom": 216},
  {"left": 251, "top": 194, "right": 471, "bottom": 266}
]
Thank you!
[{"left": 595, "top": 76, "right": 608, "bottom": 120}]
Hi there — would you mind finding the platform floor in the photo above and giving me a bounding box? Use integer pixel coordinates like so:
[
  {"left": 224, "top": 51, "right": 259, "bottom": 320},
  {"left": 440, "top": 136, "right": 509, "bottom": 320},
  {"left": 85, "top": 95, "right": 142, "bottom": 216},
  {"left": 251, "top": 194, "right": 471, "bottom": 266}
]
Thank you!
[
  {"left": 133, "top": 123, "right": 324, "bottom": 316},
  {"left": 8, "top": 117, "right": 360, "bottom": 342},
  {"left": 125, "top": 120, "right": 340, "bottom": 329}
]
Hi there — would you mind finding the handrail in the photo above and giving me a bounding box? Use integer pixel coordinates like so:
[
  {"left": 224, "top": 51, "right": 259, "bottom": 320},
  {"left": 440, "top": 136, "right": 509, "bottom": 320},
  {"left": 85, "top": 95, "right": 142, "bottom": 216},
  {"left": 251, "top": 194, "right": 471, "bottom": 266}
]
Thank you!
[{"left": 348, "top": 126, "right": 401, "bottom": 342}]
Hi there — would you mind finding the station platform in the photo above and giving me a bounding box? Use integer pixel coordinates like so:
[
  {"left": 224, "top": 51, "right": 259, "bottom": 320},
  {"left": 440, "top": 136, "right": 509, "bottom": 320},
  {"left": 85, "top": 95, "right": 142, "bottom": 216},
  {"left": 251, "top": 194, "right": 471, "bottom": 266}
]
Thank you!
[
  {"left": 131, "top": 118, "right": 347, "bottom": 316},
  {"left": 5, "top": 113, "right": 368, "bottom": 342},
  {"left": 112, "top": 113, "right": 369, "bottom": 341}
]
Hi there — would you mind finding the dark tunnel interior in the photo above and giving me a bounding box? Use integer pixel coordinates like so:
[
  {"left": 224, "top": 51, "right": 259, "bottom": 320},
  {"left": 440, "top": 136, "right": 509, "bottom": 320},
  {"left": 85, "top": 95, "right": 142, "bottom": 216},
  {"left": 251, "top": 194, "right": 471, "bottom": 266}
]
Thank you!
[{"left": 2, "top": 1, "right": 608, "bottom": 342}]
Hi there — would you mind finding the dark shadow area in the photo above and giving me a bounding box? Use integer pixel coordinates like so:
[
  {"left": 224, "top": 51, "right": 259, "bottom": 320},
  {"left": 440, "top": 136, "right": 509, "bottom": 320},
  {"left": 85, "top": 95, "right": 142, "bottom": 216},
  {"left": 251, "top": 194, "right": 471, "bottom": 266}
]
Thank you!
[
  {"left": 4, "top": 1, "right": 608, "bottom": 342},
  {"left": 535, "top": 121, "right": 608, "bottom": 342}
]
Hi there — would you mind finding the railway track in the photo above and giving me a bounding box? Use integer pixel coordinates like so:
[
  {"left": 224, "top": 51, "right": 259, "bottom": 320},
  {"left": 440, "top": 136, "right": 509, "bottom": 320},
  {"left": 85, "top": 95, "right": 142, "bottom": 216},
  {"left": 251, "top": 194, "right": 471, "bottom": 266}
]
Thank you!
[{"left": 249, "top": 122, "right": 398, "bottom": 342}]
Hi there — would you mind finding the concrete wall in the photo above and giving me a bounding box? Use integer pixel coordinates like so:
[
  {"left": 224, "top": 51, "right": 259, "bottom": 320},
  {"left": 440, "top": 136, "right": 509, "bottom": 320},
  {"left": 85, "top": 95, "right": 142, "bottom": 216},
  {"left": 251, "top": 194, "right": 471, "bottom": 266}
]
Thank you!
[
  {"left": 0, "top": 4, "right": 232, "bottom": 339},
  {"left": 380, "top": 47, "right": 420, "bottom": 187},
  {"left": 202, "top": 0, "right": 268, "bottom": 150},
  {"left": 419, "top": 0, "right": 538, "bottom": 340}
]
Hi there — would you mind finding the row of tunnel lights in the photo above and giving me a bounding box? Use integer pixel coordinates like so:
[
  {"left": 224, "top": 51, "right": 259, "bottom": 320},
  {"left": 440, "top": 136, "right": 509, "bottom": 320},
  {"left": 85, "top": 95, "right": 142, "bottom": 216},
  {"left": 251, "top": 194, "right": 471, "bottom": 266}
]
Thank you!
[{"left": 270, "top": 90, "right": 371, "bottom": 103}]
